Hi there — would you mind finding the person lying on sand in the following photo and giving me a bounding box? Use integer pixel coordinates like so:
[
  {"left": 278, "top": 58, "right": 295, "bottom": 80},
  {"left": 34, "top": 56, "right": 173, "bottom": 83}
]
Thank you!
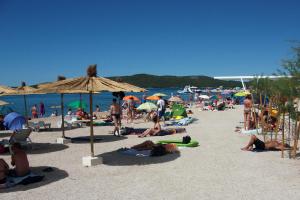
[
  {"left": 11, "top": 143, "right": 30, "bottom": 177},
  {"left": 241, "top": 135, "right": 291, "bottom": 151},
  {"left": 131, "top": 140, "right": 179, "bottom": 156},
  {"left": 138, "top": 115, "right": 178, "bottom": 138},
  {"left": 0, "top": 159, "right": 9, "bottom": 185}
]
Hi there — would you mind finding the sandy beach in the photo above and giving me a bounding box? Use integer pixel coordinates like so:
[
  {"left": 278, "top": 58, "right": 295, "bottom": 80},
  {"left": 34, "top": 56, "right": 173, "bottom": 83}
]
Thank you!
[{"left": 1, "top": 105, "right": 299, "bottom": 200}]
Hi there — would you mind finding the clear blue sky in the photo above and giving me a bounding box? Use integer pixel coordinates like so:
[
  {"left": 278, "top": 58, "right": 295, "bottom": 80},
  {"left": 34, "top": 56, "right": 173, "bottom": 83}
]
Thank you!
[{"left": 0, "top": 0, "right": 299, "bottom": 86}]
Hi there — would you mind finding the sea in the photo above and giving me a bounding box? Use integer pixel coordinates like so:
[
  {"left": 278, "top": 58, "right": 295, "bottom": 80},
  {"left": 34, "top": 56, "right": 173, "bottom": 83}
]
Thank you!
[{"left": 0, "top": 88, "right": 193, "bottom": 117}]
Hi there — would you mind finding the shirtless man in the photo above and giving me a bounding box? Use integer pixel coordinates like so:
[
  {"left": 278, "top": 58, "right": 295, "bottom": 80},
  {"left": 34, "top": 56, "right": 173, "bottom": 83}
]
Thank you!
[
  {"left": 241, "top": 135, "right": 291, "bottom": 151},
  {"left": 0, "top": 159, "right": 9, "bottom": 185},
  {"left": 11, "top": 143, "right": 30, "bottom": 177},
  {"left": 110, "top": 99, "right": 122, "bottom": 136},
  {"left": 243, "top": 95, "right": 253, "bottom": 130}
]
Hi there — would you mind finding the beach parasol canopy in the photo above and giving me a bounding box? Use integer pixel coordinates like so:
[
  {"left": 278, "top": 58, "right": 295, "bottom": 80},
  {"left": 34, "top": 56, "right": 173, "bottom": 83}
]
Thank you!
[
  {"left": 168, "top": 96, "right": 184, "bottom": 103},
  {"left": 123, "top": 95, "right": 140, "bottom": 101},
  {"left": 152, "top": 93, "right": 167, "bottom": 97},
  {"left": 146, "top": 95, "right": 160, "bottom": 101},
  {"left": 68, "top": 100, "right": 88, "bottom": 109},
  {"left": 137, "top": 102, "right": 157, "bottom": 111},
  {"left": 199, "top": 95, "right": 210, "bottom": 99},
  {"left": 234, "top": 91, "right": 251, "bottom": 97},
  {"left": 0, "top": 100, "right": 9, "bottom": 106},
  {"left": 4, "top": 112, "right": 26, "bottom": 131},
  {"left": 35, "top": 64, "right": 145, "bottom": 160}
]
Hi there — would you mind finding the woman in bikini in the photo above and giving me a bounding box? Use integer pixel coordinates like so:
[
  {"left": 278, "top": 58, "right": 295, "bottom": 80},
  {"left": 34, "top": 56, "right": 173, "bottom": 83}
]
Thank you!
[{"left": 243, "top": 95, "right": 253, "bottom": 130}]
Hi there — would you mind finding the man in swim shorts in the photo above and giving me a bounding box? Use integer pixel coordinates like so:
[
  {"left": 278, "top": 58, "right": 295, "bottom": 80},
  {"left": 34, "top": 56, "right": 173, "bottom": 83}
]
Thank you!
[
  {"left": 110, "top": 99, "right": 122, "bottom": 136},
  {"left": 241, "top": 135, "right": 291, "bottom": 151}
]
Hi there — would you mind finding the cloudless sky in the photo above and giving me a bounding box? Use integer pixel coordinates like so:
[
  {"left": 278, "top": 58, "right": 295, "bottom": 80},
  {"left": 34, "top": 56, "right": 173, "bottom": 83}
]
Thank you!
[{"left": 0, "top": 0, "right": 299, "bottom": 86}]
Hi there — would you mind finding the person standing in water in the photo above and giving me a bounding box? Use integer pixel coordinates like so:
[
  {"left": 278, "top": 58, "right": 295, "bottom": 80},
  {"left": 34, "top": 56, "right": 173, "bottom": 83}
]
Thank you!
[{"left": 39, "top": 102, "right": 45, "bottom": 117}]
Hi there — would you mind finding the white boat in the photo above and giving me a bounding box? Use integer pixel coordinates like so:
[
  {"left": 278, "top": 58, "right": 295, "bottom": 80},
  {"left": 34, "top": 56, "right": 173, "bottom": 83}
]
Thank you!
[{"left": 177, "top": 85, "right": 201, "bottom": 94}]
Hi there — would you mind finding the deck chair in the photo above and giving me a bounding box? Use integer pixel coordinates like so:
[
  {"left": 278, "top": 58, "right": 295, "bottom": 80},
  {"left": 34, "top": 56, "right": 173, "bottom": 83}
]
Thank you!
[
  {"left": 28, "top": 122, "right": 39, "bottom": 132},
  {"left": 1, "top": 128, "right": 33, "bottom": 150},
  {"left": 37, "top": 121, "right": 51, "bottom": 131},
  {"left": 57, "top": 121, "right": 72, "bottom": 129}
]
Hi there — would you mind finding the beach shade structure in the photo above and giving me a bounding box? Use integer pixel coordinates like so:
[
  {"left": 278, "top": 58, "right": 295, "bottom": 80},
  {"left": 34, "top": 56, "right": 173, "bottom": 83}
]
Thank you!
[
  {"left": 2, "top": 82, "right": 40, "bottom": 122},
  {"left": 4, "top": 112, "right": 26, "bottom": 131},
  {"left": 123, "top": 95, "right": 140, "bottom": 101},
  {"left": 210, "top": 95, "right": 219, "bottom": 100},
  {"left": 35, "top": 65, "right": 145, "bottom": 166},
  {"left": 0, "top": 106, "right": 14, "bottom": 115},
  {"left": 234, "top": 91, "right": 251, "bottom": 97},
  {"left": 36, "top": 76, "right": 98, "bottom": 141},
  {"left": 137, "top": 102, "right": 157, "bottom": 112},
  {"left": 168, "top": 96, "right": 184, "bottom": 103},
  {"left": 0, "top": 100, "right": 9, "bottom": 106},
  {"left": 68, "top": 100, "right": 88, "bottom": 110},
  {"left": 199, "top": 95, "right": 210, "bottom": 99},
  {"left": 152, "top": 93, "right": 167, "bottom": 97},
  {"left": 146, "top": 95, "right": 160, "bottom": 101}
]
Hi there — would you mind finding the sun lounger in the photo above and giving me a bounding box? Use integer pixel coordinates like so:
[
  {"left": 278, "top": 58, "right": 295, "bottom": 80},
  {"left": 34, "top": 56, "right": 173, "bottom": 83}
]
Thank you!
[
  {"left": 0, "top": 130, "right": 14, "bottom": 138},
  {"left": 1, "top": 128, "right": 32, "bottom": 149},
  {"left": 28, "top": 121, "right": 51, "bottom": 132}
]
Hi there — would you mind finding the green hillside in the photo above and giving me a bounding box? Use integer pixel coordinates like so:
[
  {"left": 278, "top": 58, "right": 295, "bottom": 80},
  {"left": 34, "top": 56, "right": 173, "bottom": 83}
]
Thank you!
[{"left": 108, "top": 74, "right": 240, "bottom": 88}]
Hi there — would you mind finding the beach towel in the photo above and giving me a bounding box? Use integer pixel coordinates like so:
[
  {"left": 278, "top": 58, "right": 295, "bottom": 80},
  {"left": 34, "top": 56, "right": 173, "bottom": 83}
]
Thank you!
[
  {"left": 157, "top": 139, "right": 199, "bottom": 147},
  {"left": 118, "top": 148, "right": 152, "bottom": 157},
  {"left": 121, "top": 127, "right": 186, "bottom": 136},
  {"left": 1, "top": 172, "right": 44, "bottom": 189},
  {"left": 241, "top": 128, "right": 262, "bottom": 135}
]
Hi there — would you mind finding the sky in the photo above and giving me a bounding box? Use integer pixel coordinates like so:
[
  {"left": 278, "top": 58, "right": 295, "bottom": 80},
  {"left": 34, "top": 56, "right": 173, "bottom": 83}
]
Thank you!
[{"left": 0, "top": 0, "right": 299, "bottom": 86}]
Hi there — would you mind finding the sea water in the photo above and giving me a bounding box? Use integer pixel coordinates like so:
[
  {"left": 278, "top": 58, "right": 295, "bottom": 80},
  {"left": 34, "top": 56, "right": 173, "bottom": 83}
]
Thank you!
[{"left": 0, "top": 88, "right": 192, "bottom": 117}]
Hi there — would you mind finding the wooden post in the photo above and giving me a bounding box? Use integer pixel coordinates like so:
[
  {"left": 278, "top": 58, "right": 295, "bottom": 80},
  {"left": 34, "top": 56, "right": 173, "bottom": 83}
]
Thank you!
[
  {"left": 89, "top": 92, "right": 94, "bottom": 157},
  {"left": 61, "top": 93, "right": 65, "bottom": 138},
  {"left": 23, "top": 95, "right": 29, "bottom": 126},
  {"left": 292, "top": 120, "right": 299, "bottom": 159},
  {"left": 281, "top": 112, "right": 285, "bottom": 158},
  {"left": 79, "top": 93, "right": 82, "bottom": 108}
]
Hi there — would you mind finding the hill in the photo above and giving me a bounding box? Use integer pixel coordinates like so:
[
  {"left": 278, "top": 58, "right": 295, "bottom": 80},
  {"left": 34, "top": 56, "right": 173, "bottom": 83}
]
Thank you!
[{"left": 108, "top": 74, "right": 240, "bottom": 88}]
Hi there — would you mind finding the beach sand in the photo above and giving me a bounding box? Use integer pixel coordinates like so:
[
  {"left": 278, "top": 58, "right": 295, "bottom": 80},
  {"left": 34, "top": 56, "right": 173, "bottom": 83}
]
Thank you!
[{"left": 1, "top": 105, "right": 299, "bottom": 199}]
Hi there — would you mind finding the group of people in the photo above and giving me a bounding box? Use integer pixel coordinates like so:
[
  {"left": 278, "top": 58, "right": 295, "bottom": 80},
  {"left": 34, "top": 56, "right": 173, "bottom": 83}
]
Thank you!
[
  {"left": 31, "top": 102, "right": 45, "bottom": 118},
  {"left": 109, "top": 95, "right": 167, "bottom": 136},
  {"left": 0, "top": 143, "right": 30, "bottom": 187}
]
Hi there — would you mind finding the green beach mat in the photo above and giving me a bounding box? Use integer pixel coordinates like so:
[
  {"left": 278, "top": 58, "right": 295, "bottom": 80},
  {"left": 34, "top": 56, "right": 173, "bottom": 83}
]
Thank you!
[
  {"left": 157, "top": 140, "right": 199, "bottom": 147},
  {"left": 93, "top": 121, "right": 113, "bottom": 126}
]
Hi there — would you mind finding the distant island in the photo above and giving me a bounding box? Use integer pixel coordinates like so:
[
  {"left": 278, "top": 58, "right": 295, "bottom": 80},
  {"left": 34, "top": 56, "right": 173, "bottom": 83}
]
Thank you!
[{"left": 108, "top": 74, "right": 241, "bottom": 88}]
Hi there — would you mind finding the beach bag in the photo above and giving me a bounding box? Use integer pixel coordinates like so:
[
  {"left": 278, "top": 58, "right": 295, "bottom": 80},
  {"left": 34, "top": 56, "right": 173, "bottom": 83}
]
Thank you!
[{"left": 182, "top": 136, "right": 191, "bottom": 144}]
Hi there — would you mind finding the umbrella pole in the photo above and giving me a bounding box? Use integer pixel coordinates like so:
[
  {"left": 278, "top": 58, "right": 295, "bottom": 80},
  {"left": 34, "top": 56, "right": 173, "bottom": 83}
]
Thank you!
[
  {"left": 23, "top": 95, "right": 28, "bottom": 125},
  {"left": 80, "top": 93, "right": 82, "bottom": 108},
  {"left": 89, "top": 92, "right": 94, "bottom": 157},
  {"left": 61, "top": 94, "right": 65, "bottom": 138}
]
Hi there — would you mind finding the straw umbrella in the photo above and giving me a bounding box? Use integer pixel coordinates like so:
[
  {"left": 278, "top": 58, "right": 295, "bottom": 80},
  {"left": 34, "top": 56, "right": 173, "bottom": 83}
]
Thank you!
[
  {"left": 37, "top": 76, "right": 94, "bottom": 139},
  {"left": 2, "top": 82, "right": 39, "bottom": 121},
  {"left": 0, "top": 100, "right": 9, "bottom": 106},
  {"left": 36, "top": 65, "right": 145, "bottom": 158}
]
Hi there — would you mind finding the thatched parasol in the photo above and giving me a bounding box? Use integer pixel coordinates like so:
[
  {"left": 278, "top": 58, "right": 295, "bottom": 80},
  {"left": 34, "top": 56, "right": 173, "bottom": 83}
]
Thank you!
[
  {"left": 2, "top": 82, "right": 39, "bottom": 120},
  {"left": 0, "top": 100, "right": 9, "bottom": 106},
  {"left": 36, "top": 65, "right": 145, "bottom": 158}
]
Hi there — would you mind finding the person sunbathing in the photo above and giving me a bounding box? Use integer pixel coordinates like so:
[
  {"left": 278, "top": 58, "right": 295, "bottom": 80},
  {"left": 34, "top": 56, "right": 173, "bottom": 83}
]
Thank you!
[
  {"left": 11, "top": 143, "right": 30, "bottom": 177},
  {"left": 131, "top": 140, "right": 179, "bottom": 156},
  {"left": 0, "top": 159, "right": 9, "bottom": 185},
  {"left": 241, "top": 135, "right": 291, "bottom": 151}
]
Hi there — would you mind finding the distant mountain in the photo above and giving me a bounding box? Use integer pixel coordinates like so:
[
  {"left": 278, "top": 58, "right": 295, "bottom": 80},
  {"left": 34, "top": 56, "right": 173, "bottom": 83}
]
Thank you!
[{"left": 108, "top": 74, "right": 240, "bottom": 88}]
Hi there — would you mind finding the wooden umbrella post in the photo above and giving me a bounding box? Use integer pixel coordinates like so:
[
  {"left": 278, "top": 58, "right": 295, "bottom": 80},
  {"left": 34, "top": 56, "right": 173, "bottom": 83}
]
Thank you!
[
  {"left": 292, "top": 120, "right": 299, "bottom": 159},
  {"left": 89, "top": 91, "right": 94, "bottom": 157},
  {"left": 61, "top": 93, "right": 65, "bottom": 138},
  {"left": 281, "top": 112, "right": 285, "bottom": 158},
  {"left": 23, "top": 95, "right": 29, "bottom": 125}
]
